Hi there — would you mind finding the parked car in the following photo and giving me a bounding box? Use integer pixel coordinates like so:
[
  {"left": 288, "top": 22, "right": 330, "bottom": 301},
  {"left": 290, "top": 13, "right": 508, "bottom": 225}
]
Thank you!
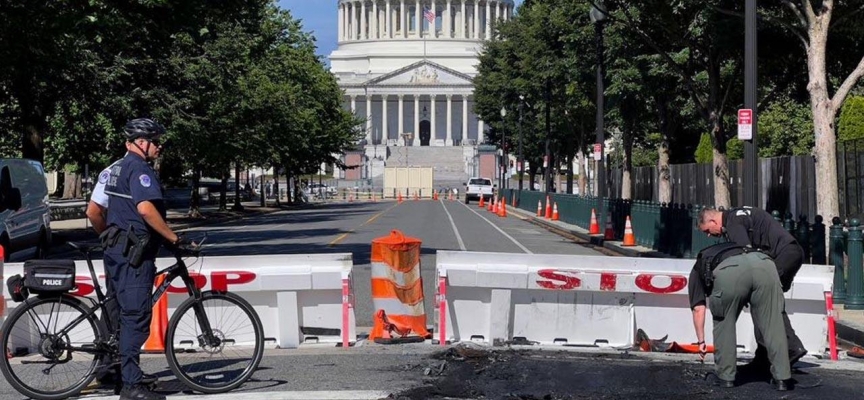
[
  {"left": 0, "top": 159, "right": 51, "bottom": 262},
  {"left": 308, "top": 183, "right": 337, "bottom": 198}
]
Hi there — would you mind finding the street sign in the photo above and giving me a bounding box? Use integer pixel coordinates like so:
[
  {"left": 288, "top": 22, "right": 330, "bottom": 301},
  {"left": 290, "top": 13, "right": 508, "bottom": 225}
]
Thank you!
[
  {"left": 738, "top": 109, "right": 753, "bottom": 140},
  {"left": 593, "top": 143, "right": 602, "bottom": 161}
]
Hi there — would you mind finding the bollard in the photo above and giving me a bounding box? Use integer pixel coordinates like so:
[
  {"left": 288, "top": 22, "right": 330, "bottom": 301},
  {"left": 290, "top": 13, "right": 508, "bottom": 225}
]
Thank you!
[
  {"left": 797, "top": 215, "right": 810, "bottom": 263},
  {"left": 783, "top": 212, "right": 796, "bottom": 236},
  {"left": 811, "top": 215, "right": 827, "bottom": 265},
  {"left": 772, "top": 210, "right": 782, "bottom": 223},
  {"left": 831, "top": 217, "right": 847, "bottom": 304},
  {"left": 846, "top": 219, "right": 864, "bottom": 310}
]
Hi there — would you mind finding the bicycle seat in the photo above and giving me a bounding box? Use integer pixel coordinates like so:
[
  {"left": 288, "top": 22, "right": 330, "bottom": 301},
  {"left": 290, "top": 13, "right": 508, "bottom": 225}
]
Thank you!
[{"left": 67, "top": 241, "right": 103, "bottom": 254}]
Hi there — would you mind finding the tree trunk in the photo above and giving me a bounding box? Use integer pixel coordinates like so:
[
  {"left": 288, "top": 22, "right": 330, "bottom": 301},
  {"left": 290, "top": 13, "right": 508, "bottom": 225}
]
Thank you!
[
  {"left": 20, "top": 104, "right": 45, "bottom": 163},
  {"left": 710, "top": 110, "right": 731, "bottom": 209},
  {"left": 808, "top": 20, "right": 840, "bottom": 221},
  {"left": 528, "top": 168, "right": 537, "bottom": 191},
  {"left": 621, "top": 127, "right": 634, "bottom": 200},
  {"left": 218, "top": 169, "right": 228, "bottom": 211},
  {"left": 577, "top": 150, "right": 587, "bottom": 196},
  {"left": 566, "top": 151, "right": 574, "bottom": 195},
  {"left": 273, "top": 164, "right": 281, "bottom": 207},
  {"left": 61, "top": 166, "right": 81, "bottom": 199},
  {"left": 232, "top": 161, "right": 243, "bottom": 211},
  {"left": 656, "top": 98, "right": 672, "bottom": 204},
  {"left": 189, "top": 169, "right": 202, "bottom": 218}
]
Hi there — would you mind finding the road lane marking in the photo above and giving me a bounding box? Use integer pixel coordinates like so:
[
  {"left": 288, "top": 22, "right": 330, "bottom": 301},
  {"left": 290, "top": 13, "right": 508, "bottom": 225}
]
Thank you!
[
  {"left": 81, "top": 390, "right": 391, "bottom": 399},
  {"left": 440, "top": 200, "right": 467, "bottom": 251},
  {"left": 460, "top": 202, "right": 533, "bottom": 254},
  {"left": 328, "top": 203, "right": 399, "bottom": 246}
]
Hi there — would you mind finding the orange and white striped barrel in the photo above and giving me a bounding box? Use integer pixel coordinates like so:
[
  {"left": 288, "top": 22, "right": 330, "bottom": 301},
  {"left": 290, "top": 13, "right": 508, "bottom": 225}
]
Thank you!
[{"left": 369, "top": 230, "right": 430, "bottom": 340}]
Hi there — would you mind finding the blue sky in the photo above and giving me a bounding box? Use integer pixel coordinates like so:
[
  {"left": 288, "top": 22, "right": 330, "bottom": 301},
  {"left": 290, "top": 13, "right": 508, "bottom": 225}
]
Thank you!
[{"left": 277, "top": 0, "right": 523, "bottom": 60}]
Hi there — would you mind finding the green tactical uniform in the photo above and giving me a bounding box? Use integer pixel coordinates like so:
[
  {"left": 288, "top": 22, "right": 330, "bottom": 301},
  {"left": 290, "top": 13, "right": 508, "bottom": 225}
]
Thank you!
[{"left": 708, "top": 252, "right": 791, "bottom": 382}]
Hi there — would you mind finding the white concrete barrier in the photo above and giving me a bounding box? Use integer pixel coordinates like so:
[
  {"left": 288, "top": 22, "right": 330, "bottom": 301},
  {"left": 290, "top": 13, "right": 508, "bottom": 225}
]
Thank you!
[
  {"left": 435, "top": 251, "right": 833, "bottom": 355},
  {"left": 1, "top": 254, "right": 357, "bottom": 349}
]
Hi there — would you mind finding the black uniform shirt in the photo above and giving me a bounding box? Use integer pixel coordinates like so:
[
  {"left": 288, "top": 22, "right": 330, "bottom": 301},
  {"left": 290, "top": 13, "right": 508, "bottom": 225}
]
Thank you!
[
  {"left": 105, "top": 152, "right": 165, "bottom": 238},
  {"left": 723, "top": 207, "right": 796, "bottom": 259}
]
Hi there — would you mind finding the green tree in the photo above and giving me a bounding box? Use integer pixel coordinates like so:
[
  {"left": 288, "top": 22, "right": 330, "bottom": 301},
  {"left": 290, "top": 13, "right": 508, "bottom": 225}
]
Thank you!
[
  {"left": 839, "top": 96, "right": 864, "bottom": 142},
  {"left": 695, "top": 133, "right": 713, "bottom": 164}
]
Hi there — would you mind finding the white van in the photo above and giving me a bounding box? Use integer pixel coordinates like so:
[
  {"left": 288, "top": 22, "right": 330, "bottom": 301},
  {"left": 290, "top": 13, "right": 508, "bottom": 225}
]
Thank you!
[{"left": 0, "top": 159, "right": 52, "bottom": 262}]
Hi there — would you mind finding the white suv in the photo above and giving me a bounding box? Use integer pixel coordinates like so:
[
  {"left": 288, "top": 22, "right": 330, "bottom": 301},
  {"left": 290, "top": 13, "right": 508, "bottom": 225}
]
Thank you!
[{"left": 0, "top": 159, "right": 52, "bottom": 262}]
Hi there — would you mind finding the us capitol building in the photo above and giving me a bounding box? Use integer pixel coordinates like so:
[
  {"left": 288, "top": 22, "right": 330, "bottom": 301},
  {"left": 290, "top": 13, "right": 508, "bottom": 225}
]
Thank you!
[{"left": 328, "top": 0, "right": 515, "bottom": 187}]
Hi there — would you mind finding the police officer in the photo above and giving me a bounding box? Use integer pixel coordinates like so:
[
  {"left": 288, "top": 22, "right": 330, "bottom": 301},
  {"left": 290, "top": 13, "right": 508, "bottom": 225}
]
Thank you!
[
  {"left": 698, "top": 207, "right": 808, "bottom": 371},
  {"left": 86, "top": 153, "right": 157, "bottom": 391},
  {"left": 688, "top": 242, "right": 791, "bottom": 390},
  {"left": 103, "top": 118, "right": 182, "bottom": 400}
]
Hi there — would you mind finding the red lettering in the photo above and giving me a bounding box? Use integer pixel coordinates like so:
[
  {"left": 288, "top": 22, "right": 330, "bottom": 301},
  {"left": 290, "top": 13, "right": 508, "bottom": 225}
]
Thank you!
[
  {"left": 599, "top": 272, "right": 620, "bottom": 291},
  {"left": 210, "top": 271, "right": 256, "bottom": 292},
  {"left": 537, "top": 269, "right": 581, "bottom": 290},
  {"left": 71, "top": 277, "right": 94, "bottom": 297},
  {"left": 167, "top": 273, "right": 207, "bottom": 294},
  {"left": 635, "top": 274, "right": 687, "bottom": 294}
]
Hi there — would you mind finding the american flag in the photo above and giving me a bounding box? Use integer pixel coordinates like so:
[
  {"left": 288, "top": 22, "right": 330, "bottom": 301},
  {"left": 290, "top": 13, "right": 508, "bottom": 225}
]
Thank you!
[{"left": 424, "top": 8, "right": 436, "bottom": 23}]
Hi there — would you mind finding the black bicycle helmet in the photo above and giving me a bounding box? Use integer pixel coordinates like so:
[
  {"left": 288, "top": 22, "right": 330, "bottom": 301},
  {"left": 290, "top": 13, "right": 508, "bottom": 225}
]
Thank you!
[{"left": 124, "top": 118, "right": 165, "bottom": 141}]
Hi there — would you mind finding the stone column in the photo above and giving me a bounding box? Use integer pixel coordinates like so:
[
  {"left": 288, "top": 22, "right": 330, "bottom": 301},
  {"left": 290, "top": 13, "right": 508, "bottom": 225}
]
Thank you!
[
  {"left": 445, "top": 0, "right": 451, "bottom": 38},
  {"left": 350, "top": 95, "right": 357, "bottom": 114},
  {"left": 473, "top": 1, "right": 479, "bottom": 39},
  {"left": 338, "top": 3, "right": 344, "bottom": 41},
  {"left": 446, "top": 95, "right": 453, "bottom": 146},
  {"left": 415, "top": 0, "right": 421, "bottom": 38},
  {"left": 382, "top": 94, "right": 389, "bottom": 143},
  {"left": 386, "top": 0, "right": 392, "bottom": 38},
  {"left": 361, "top": 1, "right": 367, "bottom": 40},
  {"left": 430, "top": 1, "right": 437, "bottom": 39},
  {"left": 366, "top": 95, "right": 373, "bottom": 143},
  {"left": 485, "top": 0, "right": 490, "bottom": 39},
  {"left": 399, "top": 0, "right": 408, "bottom": 38},
  {"left": 413, "top": 94, "right": 420, "bottom": 146},
  {"left": 462, "top": 95, "right": 469, "bottom": 144},
  {"left": 398, "top": 95, "right": 405, "bottom": 143},
  {"left": 372, "top": 1, "right": 378, "bottom": 39},
  {"left": 478, "top": 119, "right": 484, "bottom": 144},
  {"left": 460, "top": 0, "right": 466, "bottom": 38},
  {"left": 430, "top": 94, "right": 437, "bottom": 145}
]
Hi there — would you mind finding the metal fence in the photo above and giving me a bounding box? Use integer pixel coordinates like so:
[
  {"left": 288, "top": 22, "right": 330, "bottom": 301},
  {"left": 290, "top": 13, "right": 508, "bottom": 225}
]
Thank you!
[{"left": 608, "top": 156, "right": 820, "bottom": 223}]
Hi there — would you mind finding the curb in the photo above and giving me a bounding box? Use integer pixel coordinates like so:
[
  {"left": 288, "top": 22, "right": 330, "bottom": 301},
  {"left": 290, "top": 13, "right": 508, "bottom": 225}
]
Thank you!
[{"left": 837, "top": 318, "right": 864, "bottom": 348}]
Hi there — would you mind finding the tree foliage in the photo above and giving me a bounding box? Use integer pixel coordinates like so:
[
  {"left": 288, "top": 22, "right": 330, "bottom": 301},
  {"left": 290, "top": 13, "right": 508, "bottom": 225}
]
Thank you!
[{"left": 840, "top": 96, "right": 864, "bottom": 142}]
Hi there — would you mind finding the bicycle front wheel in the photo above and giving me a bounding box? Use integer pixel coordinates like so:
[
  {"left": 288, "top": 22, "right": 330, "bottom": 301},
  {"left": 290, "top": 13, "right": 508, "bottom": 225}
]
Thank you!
[
  {"left": 0, "top": 295, "right": 106, "bottom": 400},
  {"left": 165, "top": 291, "right": 264, "bottom": 394}
]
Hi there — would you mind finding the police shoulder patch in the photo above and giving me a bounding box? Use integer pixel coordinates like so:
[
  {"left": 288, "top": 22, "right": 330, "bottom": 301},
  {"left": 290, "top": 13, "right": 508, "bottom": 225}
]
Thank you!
[
  {"left": 98, "top": 170, "right": 110, "bottom": 184},
  {"left": 139, "top": 174, "right": 152, "bottom": 188},
  {"left": 735, "top": 209, "right": 750, "bottom": 217}
]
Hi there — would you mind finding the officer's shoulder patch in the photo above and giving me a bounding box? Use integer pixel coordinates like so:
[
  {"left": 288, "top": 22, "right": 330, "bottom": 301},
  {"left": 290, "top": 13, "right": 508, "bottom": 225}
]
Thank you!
[
  {"left": 98, "top": 170, "right": 110, "bottom": 184},
  {"left": 735, "top": 209, "right": 751, "bottom": 217},
  {"left": 139, "top": 174, "right": 152, "bottom": 188}
]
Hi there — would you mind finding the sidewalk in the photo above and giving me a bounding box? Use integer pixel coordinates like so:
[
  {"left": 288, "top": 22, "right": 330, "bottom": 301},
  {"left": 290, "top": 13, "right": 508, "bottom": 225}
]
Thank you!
[{"left": 507, "top": 205, "right": 864, "bottom": 352}]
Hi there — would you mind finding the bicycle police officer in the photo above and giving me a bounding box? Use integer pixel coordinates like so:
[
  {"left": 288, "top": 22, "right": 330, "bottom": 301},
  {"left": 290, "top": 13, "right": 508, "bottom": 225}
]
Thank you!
[
  {"left": 688, "top": 242, "right": 791, "bottom": 390},
  {"left": 102, "top": 118, "right": 182, "bottom": 400},
  {"left": 698, "top": 207, "right": 808, "bottom": 372}
]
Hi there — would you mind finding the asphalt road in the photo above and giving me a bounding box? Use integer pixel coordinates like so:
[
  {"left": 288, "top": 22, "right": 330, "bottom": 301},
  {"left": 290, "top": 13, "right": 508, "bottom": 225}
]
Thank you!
[{"left": 6, "top": 200, "right": 864, "bottom": 399}]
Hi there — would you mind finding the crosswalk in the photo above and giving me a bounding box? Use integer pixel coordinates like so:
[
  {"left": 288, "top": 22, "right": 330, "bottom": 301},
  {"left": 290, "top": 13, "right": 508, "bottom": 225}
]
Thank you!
[{"left": 80, "top": 390, "right": 391, "bottom": 399}]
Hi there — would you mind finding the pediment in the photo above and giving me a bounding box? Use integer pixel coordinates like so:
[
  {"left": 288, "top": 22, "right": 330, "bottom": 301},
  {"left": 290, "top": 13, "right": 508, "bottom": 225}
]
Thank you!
[{"left": 366, "top": 61, "right": 473, "bottom": 86}]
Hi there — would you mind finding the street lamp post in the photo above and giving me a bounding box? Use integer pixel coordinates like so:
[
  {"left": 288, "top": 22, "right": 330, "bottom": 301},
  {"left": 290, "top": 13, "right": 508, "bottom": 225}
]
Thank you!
[
  {"left": 590, "top": 2, "right": 607, "bottom": 234},
  {"left": 518, "top": 95, "right": 524, "bottom": 198},
  {"left": 401, "top": 132, "right": 413, "bottom": 166},
  {"left": 500, "top": 107, "right": 507, "bottom": 190},
  {"left": 743, "top": 0, "right": 759, "bottom": 207}
]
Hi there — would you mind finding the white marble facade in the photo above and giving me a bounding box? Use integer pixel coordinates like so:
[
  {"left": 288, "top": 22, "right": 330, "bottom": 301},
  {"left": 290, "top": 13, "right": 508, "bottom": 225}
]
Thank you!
[{"left": 329, "top": 0, "right": 514, "bottom": 149}]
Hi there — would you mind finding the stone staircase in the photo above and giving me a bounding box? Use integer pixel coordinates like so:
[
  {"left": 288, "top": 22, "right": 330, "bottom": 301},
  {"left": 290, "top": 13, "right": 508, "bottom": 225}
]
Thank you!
[{"left": 384, "top": 146, "right": 470, "bottom": 189}]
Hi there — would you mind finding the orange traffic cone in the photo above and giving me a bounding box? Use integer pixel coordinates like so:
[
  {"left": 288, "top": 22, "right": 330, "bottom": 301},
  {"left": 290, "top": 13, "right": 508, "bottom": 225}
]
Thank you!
[
  {"left": 537, "top": 200, "right": 542, "bottom": 216},
  {"left": 604, "top": 212, "right": 615, "bottom": 240},
  {"left": 623, "top": 216, "right": 636, "bottom": 246},
  {"left": 589, "top": 208, "right": 600, "bottom": 234},
  {"left": 544, "top": 196, "right": 552, "bottom": 219},
  {"left": 143, "top": 275, "right": 168, "bottom": 353},
  {"left": 491, "top": 196, "right": 498, "bottom": 213},
  {"left": 478, "top": 195, "right": 485, "bottom": 208},
  {"left": 398, "top": 192, "right": 403, "bottom": 203},
  {"left": 552, "top": 202, "right": 559, "bottom": 221},
  {"left": 498, "top": 198, "right": 507, "bottom": 218}
]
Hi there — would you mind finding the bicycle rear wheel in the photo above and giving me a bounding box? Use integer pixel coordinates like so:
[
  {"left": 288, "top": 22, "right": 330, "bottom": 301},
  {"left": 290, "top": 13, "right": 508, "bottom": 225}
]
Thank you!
[
  {"left": 0, "top": 295, "right": 107, "bottom": 400},
  {"left": 165, "top": 291, "right": 264, "bottom": 394}
]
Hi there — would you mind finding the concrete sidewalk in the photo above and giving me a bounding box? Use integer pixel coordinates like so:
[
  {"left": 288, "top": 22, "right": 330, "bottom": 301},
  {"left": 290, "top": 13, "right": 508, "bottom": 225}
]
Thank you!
[{"left": 507, "top": 204, "right": 864, "bottom": 356}]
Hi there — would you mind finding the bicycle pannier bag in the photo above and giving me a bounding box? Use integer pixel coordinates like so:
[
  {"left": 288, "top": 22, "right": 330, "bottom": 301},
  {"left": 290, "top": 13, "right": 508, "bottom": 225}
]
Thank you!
[
  {"left": 6, "top": 274, "right": 29, "bottom": 302},
  {"left": 23, "top": 260, "right": 76, "bottom": 294}
]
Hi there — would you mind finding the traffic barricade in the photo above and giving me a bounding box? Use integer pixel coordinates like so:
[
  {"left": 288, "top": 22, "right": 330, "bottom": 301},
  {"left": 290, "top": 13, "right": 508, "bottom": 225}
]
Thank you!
[
  {"left": 435, "top": 251, "right": 833, "bottom": 355},
  {"left": 1, "top": 253, "right": 357, "bottom": 349}
]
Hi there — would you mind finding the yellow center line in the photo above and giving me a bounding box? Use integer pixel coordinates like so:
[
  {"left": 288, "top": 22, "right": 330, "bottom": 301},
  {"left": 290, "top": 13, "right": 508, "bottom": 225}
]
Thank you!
[{"left": 328, "top": 203, "right": 400, "bottom": 246}]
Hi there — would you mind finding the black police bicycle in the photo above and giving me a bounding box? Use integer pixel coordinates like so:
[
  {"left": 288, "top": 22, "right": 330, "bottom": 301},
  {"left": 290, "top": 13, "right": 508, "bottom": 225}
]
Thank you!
[{"left": 0, "top": 240, "right": 265, "bottom": 400}]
